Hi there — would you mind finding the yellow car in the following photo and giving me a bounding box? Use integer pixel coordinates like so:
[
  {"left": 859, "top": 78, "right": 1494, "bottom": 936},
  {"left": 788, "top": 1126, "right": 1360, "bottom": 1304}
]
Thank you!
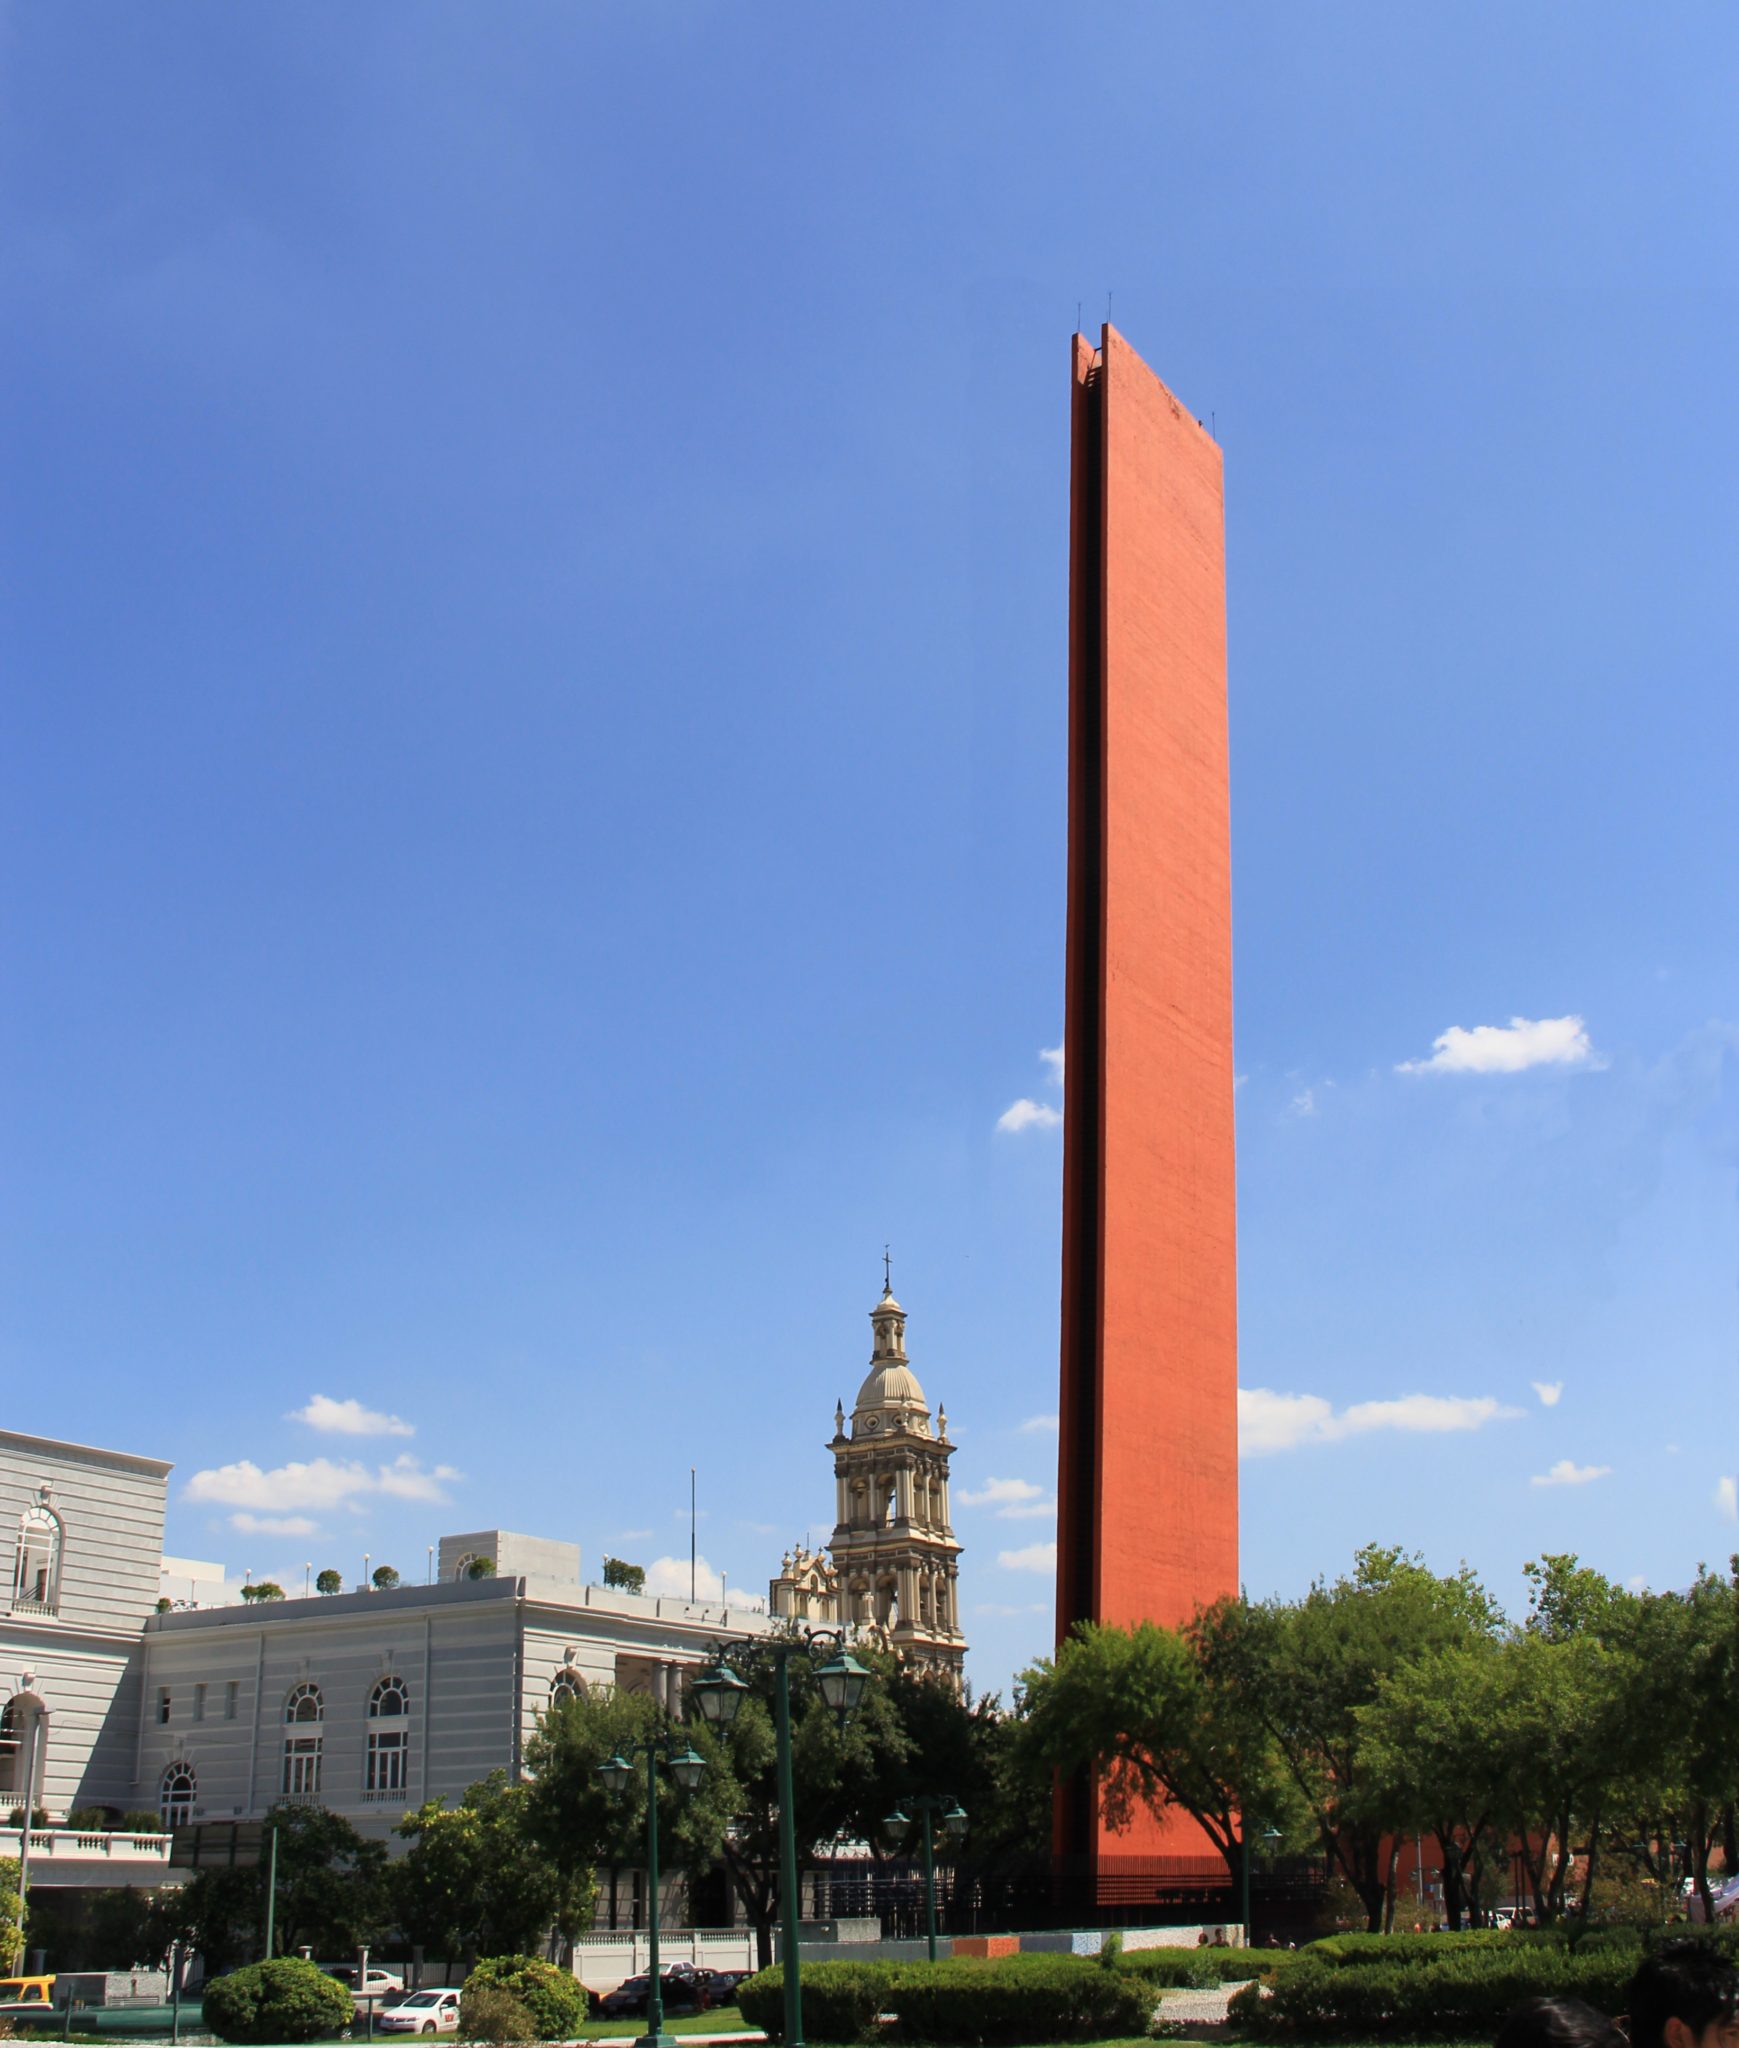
[{"left": 0, "top": 1976, "right": 56, "bottom": 2019}]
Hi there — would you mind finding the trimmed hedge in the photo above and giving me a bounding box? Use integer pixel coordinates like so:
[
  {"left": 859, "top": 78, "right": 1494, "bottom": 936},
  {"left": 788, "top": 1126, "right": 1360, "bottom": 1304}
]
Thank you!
[
  {"left": 891, "top": 1954, "right": 1154, "bottom": 2045},
  {"left": 202, "top": 1958, "right": 355, "bottom": 2044},
  {"left": 461, "top": 1957, "right": 587, "bottom": 2042},
  {"left": 737, "top": 1962, "right": 899, "bottom": 2043},
  {"left": 741, "top": 1953, "right": 1154, "bottom": 2044},
  {"left": 1230, "top": 1943, "right": 1637, "bottom": 2040},
  {"left": 1113, "top": 1946, "right": 1223, "bottom": 1987}
]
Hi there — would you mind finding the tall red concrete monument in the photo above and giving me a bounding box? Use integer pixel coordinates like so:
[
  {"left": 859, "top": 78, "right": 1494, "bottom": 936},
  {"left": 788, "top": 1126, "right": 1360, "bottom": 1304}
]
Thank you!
[{"left": 1054, "top": 327, "right": 1240, "bottom": 1876}]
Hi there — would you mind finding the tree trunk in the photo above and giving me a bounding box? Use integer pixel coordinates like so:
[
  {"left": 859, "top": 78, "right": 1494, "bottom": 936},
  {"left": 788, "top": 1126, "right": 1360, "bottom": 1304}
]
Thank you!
[
  {"left": 1436, "top": 1830, "right": 1465, "bottom": 1931},
  {"left": 1693, "top": 1802, "right": 1716, "bottom": 1926},
  {"left": 1380, "top": 1839, "right": 1401, "bottom": 1934}
]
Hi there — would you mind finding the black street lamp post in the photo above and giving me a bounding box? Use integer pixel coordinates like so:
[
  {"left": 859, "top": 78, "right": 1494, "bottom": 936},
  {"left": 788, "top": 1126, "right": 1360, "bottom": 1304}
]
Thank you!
[
  {"left": 880, "top": 1797, "right": 967, "bottom": 1961},
  {"left": 596, "top": 1734, "right": 710, "bottom": 2048},
  {"left": 689, "top": 1631, "right": 870, "bottom": 2048}
]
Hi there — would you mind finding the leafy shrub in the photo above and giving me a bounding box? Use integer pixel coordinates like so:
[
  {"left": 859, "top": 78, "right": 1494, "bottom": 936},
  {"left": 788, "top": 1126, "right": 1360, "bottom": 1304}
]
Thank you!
[
  {"left": 1230, "top": 1943, "right": 1637, "bottom": 2040},
  {"left": 737, "top": 1962, "right": 899, "bottom": 2043},
  {"left": 461, "top": 1957, "right": 586, "bottom": 2042},
  {"left": 890, "top": 1953, "right": 1155, "bottom": 2044},
  {"left": 1304, "top": 1928, "right": 1520, "bottom": 1967},
  {"left": 121, "top": 1811, "right": 166, "bottom": 1834},
  {"left": 1114, "top": 1947, "right": 1223, "bottom": 1987},
  {"left": 1214, "top": 1947, "right": 1313, "bottom": 1982},
  {"left": 458, "top": 1985, "right": 537, "bottom": 2046},
  {"left": 202, "top": 1957, "right": 355, "bottom": 2043}
]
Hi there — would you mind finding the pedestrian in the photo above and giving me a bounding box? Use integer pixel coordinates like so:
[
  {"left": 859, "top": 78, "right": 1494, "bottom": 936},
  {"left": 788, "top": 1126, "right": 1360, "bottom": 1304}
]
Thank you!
[
  {"left": 1493, "top": 1996, "right": 1626, "bottom": 2048},
  {"left": 1626, "top": 1938, "right": 1739, "bottom": 2048}
]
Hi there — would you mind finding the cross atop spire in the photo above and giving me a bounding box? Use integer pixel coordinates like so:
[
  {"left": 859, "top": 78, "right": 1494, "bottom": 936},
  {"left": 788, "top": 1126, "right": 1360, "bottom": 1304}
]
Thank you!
[{"left": 883, "top": 1244, "right": 892, "bottom": 1295}]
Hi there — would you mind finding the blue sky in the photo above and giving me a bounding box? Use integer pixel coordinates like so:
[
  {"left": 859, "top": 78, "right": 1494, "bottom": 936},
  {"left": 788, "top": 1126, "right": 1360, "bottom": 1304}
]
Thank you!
[{"left": 5, "top": 6, "right": 1738, "bottom": 1696}]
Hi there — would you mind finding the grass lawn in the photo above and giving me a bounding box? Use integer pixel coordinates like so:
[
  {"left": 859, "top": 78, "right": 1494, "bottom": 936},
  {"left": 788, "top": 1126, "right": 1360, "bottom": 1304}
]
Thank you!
[{"left": 580, "top": 2005, "right": 749, "bottom": 2037}]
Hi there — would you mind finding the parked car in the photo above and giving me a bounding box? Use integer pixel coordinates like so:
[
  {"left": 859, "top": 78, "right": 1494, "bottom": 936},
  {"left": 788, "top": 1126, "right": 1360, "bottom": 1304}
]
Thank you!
[
  {"left": 322, "top": 1965, "right": 407, "bottom": 2014},
  {"left": 599, "top": 1966, "right": 709, "bottom": 2019},
  {"left": 377, "top": 1989, "right": 462, "bottom": 2035},
  {"left": 702, "top": 1969, "right": 752, "bottom": 2004},
  {"left": 0, "top": 1978, "right": 57, "bottom": 2023}
]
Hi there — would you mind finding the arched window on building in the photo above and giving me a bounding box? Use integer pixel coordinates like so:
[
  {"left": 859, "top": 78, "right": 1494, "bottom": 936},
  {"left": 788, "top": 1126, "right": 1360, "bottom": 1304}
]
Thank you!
[
  {"left": 160, "top": 1761, "right": 197, "bottom": 1829},
  {"left": 365, "top": 1677, "right": 409, "bottom": 1797},
  {"left": 0, "top": 1697, "right": 23, "bottom": 1797},
  {"left": 549, "top": 1667, "right": 587, "bottom": 1708},
  {"left": 12, "top": 1502, "right": 63, "bottom": 1615},
  {"left": 452, "top": 1554, "right": 476, "bottom": 1581},
  {"left": 283, "top": 1682, "right": 323, "bottom": 1799}
]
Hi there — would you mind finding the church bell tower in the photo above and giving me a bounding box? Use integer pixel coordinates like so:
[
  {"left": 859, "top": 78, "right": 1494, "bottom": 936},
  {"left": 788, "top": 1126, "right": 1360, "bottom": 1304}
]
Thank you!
[{"left": 825, "top": 1279, "right": 965, "bottom": 1684}]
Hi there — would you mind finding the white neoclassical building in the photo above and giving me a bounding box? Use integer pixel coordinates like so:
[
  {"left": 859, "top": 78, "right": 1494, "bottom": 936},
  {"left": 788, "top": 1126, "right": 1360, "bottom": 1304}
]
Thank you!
[{"left": 0, "top": 1427, "right": 772, "bottom": 1858}]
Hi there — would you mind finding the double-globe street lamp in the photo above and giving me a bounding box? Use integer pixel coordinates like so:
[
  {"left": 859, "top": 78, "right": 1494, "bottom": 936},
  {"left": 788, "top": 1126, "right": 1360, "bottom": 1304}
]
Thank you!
[
  {"left": 880, "top": 1796, "right": 967, "bottom": 1962},
  {"left": 596, "top": 1734, "right": 711, "bottom": 2048},
  {"left": 689, "top": 1631, "right": 871, "bottom": 2048}
]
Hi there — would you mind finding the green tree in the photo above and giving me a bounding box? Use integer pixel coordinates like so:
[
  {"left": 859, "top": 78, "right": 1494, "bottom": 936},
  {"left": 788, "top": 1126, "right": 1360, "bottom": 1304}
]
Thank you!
[
  {"left": 601, "top": 1557, "right": 646, "bottom": 1595},
  {"left": 394, "top": 1772, "right": 592, "bottom": 1968},
  {"left": 466, "top": 1557, "right": 496, "bottom": 1580},
  {"left": 240, "top": 1582, "right": 285, "bottom": 1603},
  {"left": 314, "top": 1569, "right": 343, "bottom": 1596},
  {"left": 157, "top": 1802, "right": 388, "bottom": 1968},
  {"left": 0, "top": 1857, "right": 24, "bottom": 1971},
  {"left": 1357, "top": 1637, "right": 1508, "bottom": 1928},
  {"left": 521, "top": 1687, "right": 741, "bottom": 1943},
  {"left": 371, "top": 1565, "right": 400, "bottom": 1591},
  {"left": 1022, "top": 1615, "right": 1295, "bottom": 1907},
  {"left": 1199, "top": 1545, "right": 1501, "bottom": 1931},
  {"left": 703, "top": 1637, "right": 912, "bottom": 1971}
]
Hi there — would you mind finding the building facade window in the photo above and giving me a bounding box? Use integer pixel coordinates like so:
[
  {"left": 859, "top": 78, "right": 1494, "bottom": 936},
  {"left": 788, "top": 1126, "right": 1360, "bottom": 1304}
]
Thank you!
[
  {"left": 225, "top": 1680, "right": 239, "bottom": 1721},
  {"left": 12, "top": 1502, "right": 63, "bottom": 1615},
  {"left": 283, "top": 1682, "right": 323, "bottom": 1799},
  {"left": 0, "top": 1698, "right": 21, "bottom": 1797},
  {"left": 157, "top": 1688, "right": 171, "bottom": 1725},
  {"left": 549, "top": 1666, "right": 587, "bottom": 1706},
  {"left": 193, "top": 1683, "right": 206, "bottom": 1723},
  {"left": 160, "top": 1761, "right": 197, "bottom": 1829},
  {"left": 365, "top": 1677, "right": 409, "bottom": 1797}
]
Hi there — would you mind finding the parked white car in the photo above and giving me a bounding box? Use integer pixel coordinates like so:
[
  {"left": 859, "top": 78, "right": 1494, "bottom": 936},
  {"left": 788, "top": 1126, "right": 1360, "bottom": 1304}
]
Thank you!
[
  {"left": 322, "top": 1965, "right": 408, "bottom": 2015},
  {"left": 377, "top": 1989, "right": 462, "bottom": 2035}
]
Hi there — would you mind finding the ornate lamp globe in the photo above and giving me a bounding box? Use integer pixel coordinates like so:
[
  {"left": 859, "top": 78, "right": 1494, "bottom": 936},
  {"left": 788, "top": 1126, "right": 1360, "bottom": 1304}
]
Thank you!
[
  {"left": 881, "top": 1808, "right": 911, "bottom": 1847},
  {"left": 943, "top": 1801, "right": 969, "bottom": 1841},
  {"left": 596, "top": 1752, "right": 633, "bottom": 1794},
  {"left": 814, "top": 1649, "right": 870, "bottom": 1719},
  {"left": 689, "top": 1661, "right": 748, "bottom": 1727},
  {"left": 667, "top": 1745, "right": 708, "bottom": 1792}
]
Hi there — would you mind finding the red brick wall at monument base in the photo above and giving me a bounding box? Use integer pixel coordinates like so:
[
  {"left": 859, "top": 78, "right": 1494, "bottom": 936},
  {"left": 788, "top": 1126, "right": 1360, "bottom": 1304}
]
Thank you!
[{"left": 1055, "top": 328, "right": 1241, "bottom": 1873}]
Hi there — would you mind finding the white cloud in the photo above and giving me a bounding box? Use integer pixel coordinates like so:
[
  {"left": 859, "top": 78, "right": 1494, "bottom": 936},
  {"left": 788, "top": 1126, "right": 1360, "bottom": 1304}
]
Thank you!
[
  {"left": 643, "top": 1554, "right": 723, "bottom": 1599},
  {"left": 973, "top": 1601, "right": 1049, "bottom": 1618},
  {"left": 185, "top": 1454, "right": 459, "bottom": 1512},
  {"left": 229, "top": 1512, "right": 321, "bottom": 1538},
  {"left": 1040, "top": 1045, "right": 1065, "bottom": 1085},
  {"left": 960, "top": 1477, "right": 1041, "bottom": 1508},
  {"left": 1397, "top": 1014, "right": 1599, "bottom": 1076},
  {"left": 997, "top": 1540, "right": 1058, "bottom": 1575},
  {"left": 619, "top": 1528, "right": 654, "bottom": 1542},
  {"left": 1531, "top": 1460, "right": 1612, "bottom": 1488},
  {"left": 1238, "top": 1387, "right": 1520, "bottom": 1458},
  {"left": 1532, "top": 1381, "right": 1564, "bottom": 1408},
  {"left": 1289, "top": 1088, "right": 1318, "bottom": 1118},
  {"left": 1717, "top": 1477, "right": 1738, "bottom": 1524},
  {"left": 997, "top": 1098, "right": 1061, "bottom": 1134},
  {"left": 288, "top": 1394, "right": 414, "bottom": 1439},
  {"left": 1019, "top": 1413, "right": 1060, "bottom": 1436}
]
